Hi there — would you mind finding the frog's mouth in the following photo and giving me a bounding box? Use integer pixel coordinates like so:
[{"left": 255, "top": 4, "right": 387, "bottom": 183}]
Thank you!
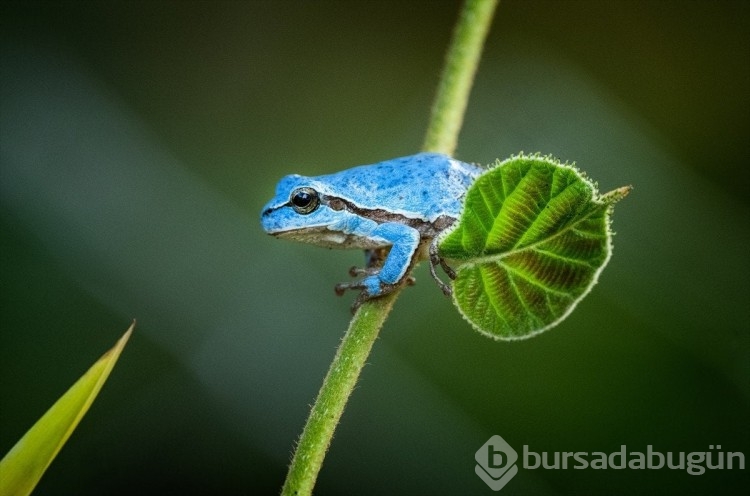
[{"left": 272, "top": 226, "right": 386, "bottom": 250}]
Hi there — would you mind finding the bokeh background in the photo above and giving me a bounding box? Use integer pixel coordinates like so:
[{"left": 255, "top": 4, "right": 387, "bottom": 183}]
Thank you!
[{"left": 1, "top": 1, "right": 748, "bottom": 494}]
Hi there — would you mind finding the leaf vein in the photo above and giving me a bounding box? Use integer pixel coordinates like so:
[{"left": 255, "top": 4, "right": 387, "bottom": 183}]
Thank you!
[
  {"left": 478, "top": 267, "right": 503, "bottom": 321},
  {"left": 499, "top": 261, "right": 575, "bottom": 298},
  {"left": 531, "top": 246, "right": 599, "bottom": 270},
  {"left": 453, "top": 203, "right": 607, "bottom": 268}
]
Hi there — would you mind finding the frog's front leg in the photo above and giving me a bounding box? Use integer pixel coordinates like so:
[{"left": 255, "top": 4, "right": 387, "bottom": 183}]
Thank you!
[
  {"left": 335, "top": 223, "right": 420, "bottom": 309},
  {"left": 346, "top": 248, "right": 416, "bottom": 284}
]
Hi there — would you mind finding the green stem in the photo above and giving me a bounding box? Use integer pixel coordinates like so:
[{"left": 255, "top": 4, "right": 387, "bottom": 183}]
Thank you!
[
  {"left": 424, "top": 0, "right": 499, "bottom": 155},
  {"left": 280, "top": 294, "right": 397, "bottom": 496},
  {"left": 280, "top": 2, "right": 497, "bottom": 494}
]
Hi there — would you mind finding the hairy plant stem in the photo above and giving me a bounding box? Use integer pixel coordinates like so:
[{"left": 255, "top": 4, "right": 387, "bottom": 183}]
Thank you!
[
  {"left": 280, "top": 1, "right": 498, "bottom": 494},
  {"left": 424, "top": 0, "right": 499, "bottom": 156}
]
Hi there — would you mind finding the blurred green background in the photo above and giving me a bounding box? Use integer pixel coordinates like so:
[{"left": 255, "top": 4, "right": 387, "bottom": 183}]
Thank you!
[{"left": 1, "top": 1, "right": 748, "bottom": 494}]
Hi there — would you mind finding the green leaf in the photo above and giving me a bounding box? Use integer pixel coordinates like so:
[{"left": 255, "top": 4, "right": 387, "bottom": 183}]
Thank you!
[
  {"left": 0, "top": 323, "right": 134, "bottom": 496},
  {"left": 439, "top": 154, "right": 629, "bottom": 340}
]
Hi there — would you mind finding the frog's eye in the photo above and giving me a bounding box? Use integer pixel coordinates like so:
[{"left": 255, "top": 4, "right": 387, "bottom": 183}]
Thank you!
[{"left": 290, "top": 187, "right": 320, "bottom": 214}]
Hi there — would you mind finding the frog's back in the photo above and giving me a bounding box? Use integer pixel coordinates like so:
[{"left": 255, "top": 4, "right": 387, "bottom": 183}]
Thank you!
[{"left": 314, "top": 153, "right": 481, "bottom": 221}]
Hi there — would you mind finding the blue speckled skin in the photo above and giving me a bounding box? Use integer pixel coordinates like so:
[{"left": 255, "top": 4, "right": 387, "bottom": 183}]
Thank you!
[{"left": 261, "top": 152, "right": 482, "bottom": 301}]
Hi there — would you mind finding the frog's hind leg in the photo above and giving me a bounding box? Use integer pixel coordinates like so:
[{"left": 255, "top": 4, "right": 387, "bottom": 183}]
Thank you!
[
  {"left": 365, "top": 247, "right": 388, "bottom": 269},
  {"left": 428, "top": 238, "right": 456, "bottom": 297}
]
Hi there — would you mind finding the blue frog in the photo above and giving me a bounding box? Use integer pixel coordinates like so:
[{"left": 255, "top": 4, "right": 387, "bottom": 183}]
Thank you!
[{"left": 261, "top": 152, "right": 482, "bottom": 308}]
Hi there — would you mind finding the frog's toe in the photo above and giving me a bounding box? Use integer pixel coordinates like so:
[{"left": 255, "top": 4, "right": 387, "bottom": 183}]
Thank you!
[
  {"left": 443, "top": 263, "right": 457, "bottom": 280},
  {"left": 336, "top": 273, "right": 413, "bottom": 313},
  {"left": 348, "top": 266, "right": 379, "bottom": 277},
  {"left": 335, "top": 281, "right": 359, "bottom": 296},
  {"left": 334, "top": 275, "right": 380, "bottom": 297},
  {"left": 428, "top": 257, "right": 455, "bottom": 297},
  {"left": 339, "top": 284, "right": 381, "bottom": 313},
  {"left": 437, "top": 281, "right": 453, "bottom": 297}
]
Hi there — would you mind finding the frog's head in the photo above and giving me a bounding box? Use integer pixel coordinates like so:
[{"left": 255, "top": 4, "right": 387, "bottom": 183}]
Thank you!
[{"left": 261, "top": 174, "right": 347, "bottom": 246}]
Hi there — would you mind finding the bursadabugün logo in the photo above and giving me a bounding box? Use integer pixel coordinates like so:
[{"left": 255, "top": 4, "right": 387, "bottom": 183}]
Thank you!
[{"left": 475, "top": 435, "right": 745, "bottom": 491}]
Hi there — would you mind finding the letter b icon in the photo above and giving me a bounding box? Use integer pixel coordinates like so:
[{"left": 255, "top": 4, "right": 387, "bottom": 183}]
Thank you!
[
  {"left": 475, "top": 435, "right": 519, "bottom": 491},
  {"left": 489, "top": 445, "right": 507, "bottom": 468}
]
